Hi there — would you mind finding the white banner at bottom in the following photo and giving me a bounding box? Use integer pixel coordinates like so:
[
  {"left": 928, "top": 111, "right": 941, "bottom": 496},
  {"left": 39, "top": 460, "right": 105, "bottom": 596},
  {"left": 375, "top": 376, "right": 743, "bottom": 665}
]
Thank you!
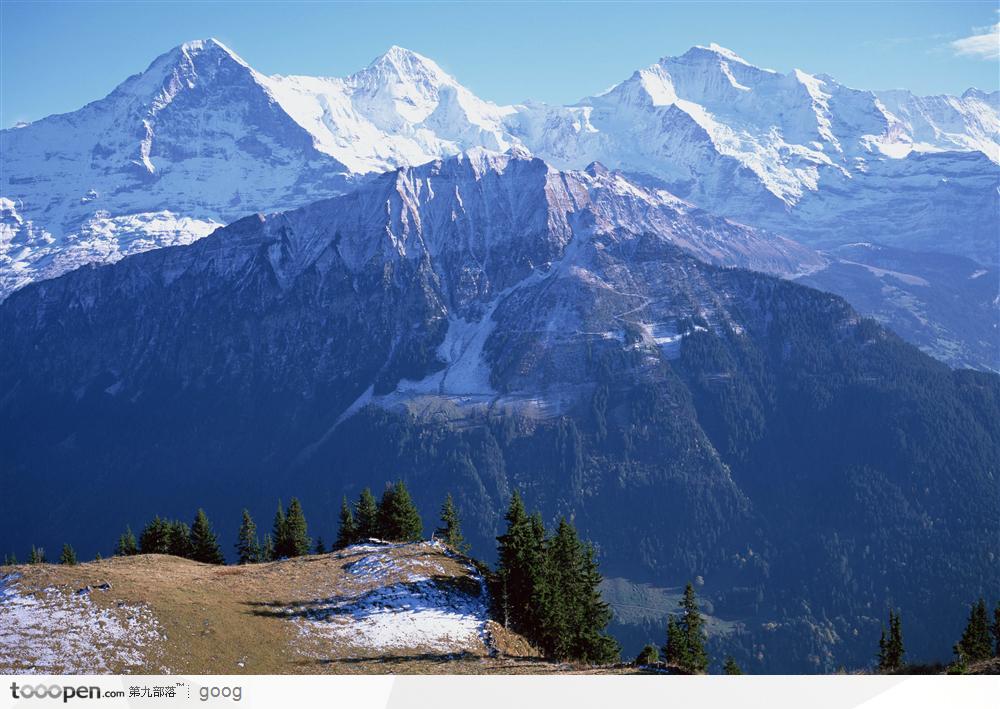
[{"left": 2, "top": 675, "right": 998, "bottom": 709}]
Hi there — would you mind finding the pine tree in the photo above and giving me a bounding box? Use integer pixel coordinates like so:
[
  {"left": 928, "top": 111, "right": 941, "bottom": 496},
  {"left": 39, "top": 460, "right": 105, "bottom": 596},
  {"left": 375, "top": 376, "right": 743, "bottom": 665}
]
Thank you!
[
  {"left": 335, "top": 496, "right": 358, "bottom": 549},
  {"left": 139, "top": 516, "right": 172, "bottom": 554},
  {"left": 355, "top": 488, "right": 379, "bottom": 540},
  {"left": 314, "top": 537, "right": 327, "bottom": 555},
  {"left": 28, "top": 545, "right": 46, "bottom": 564},
  {"left": 723, "top": 656, "right": 742, "bottom": 675},
  {"left": 664, "top": 583, "right": 708, "bottom": 673},
  {"left": 190, "top": 509, "right": 225, "bottom": 565},
  {"left": 376, "top": 481, "right": 423, "bottom": 542},
  {"left": 94, "top": 553, "right": 102, "bottom": 561},
  {"left": 271, "top": 501, "right": 288, "bottom": 558},
  {"left": 664, "top": 615, "right": 684, "bottom": 667},
  {"left": 3, "top": 552, "right": 16, "bottom": 565},
  {"left": 116, "top": 526, "right": 138, "bottom": 556},
  {"left": 679, "top": 583, "right": 709, "bottom": 673},
  {"left": 955, "top": 598, "right": 993, "bottom": 664},
  {"left": 495, "top": 491, "right": 545, "bottom": 634},
  {"left": 59, "top": 544, "right": 77, "bottom": 565},
  {"left": 877, "top": 609, "right": 905, "bottom": 672},
  {"left": 635, "top": 644, "right": 659, "bottom": 666},
  {"left": 539, "top": 522, "right": 617, "bottom": 664},
  {"left": 167, "top": 521, "right": 193, "bottom": 559},
  {"left": 435, "top": 493, "right": 468, "bottom": 553},
  {"left": 283, "top": 498, "right": 311, "bottom": 557},
  {"left": 262, "top": 534, "right": 275, "bottom": 562},
  {"left": 235, "top": 509, "right": 261, "bottom": 564}
]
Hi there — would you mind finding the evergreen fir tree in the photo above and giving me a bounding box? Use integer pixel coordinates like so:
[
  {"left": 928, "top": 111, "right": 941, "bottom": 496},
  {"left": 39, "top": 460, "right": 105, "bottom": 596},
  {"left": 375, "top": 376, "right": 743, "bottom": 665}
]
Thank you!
[
  {"left": 635, "top": 644, "right": 660, "bottom": 666},
  {"left": 28, "top": 545, "right": 45, "bottom": 564},
  {"left": 355, "top": 488, "right": 379, "bottom": 540},
  {"left": 664, "top": 615, "right": 685, "bottom": 668},
  {"left": 139, "top": 516, "right": 172, "bottom": 554},
  {"left": 167, "top": 521, "right": 193, "bottom": 559},
  {"left": 495, "top": 491, "right": 544, "bottom": 633},
  {"left": 116, "top": 526, "right": 138, "bottom": 556},
  {"left": 3, "top": 552, "right": 16, "bottom": 565},
  {"left": 679, "top": 583, "right": 709, "bottom": 673},
  {"left": 376, "top": 481, "right": 423, "bottom": 542},
  {"left": 335, "top": 496, "right": 358, "bottom": 549},
  {"left": 539, "top": 521, "right": 618, "bottom": 663},
  {"left": 723, "top": 656, "right": 742, "bottom": 675},
  {"left": 190, "top": 509, "right": 225, "bottom": 565},
  {"left": 94, "top": 553, "right": 102, "bottom": 561},
  {"left": 663, "top": 583, "right": 708, "bottom": 673},
  {"left": 955, "top": 598, "right": 993, "bottom": 664},
  {"left": 59, "top": 544, "right": 77, "bottom": 565},
  {"left": 262, "top": 534, "right": 275, "bottom": 562},
  {"left": 435, "top": 493, "right": 468, "bottom": 553},
  {"left": 271, "top": 500, "right": 288, "bottom": 558},
  {"left": 235, "top": 509, "right": 261, "bottom": 565},
  {"left": 877, "top": 609, "right": 905, "bottom": 672},
  {"left": 314, "top": 536, "right": 327, "bottom": 555},
  {"left": 283, "top": 498, "right": 311, "bottom": 557}
]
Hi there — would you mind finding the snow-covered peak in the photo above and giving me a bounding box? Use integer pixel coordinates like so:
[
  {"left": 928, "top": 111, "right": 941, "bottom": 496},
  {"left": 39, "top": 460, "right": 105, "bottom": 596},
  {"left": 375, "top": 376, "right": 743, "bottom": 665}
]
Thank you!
[{"left": 688, "top": 43, "right": 753, "bottom": 66}]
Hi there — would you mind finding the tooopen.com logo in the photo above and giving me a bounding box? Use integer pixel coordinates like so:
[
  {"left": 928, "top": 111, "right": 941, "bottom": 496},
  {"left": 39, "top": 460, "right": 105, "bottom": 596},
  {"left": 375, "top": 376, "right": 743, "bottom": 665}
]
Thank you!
[{"left": 9, "top": 682, "right": 124, "bottom": 702}]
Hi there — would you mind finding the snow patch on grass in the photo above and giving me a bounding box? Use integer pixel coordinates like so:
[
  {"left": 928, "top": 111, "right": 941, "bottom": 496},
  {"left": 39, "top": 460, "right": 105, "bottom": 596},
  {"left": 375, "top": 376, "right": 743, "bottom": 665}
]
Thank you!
[
  {"left": 0, "top": 573, "right": 165, "bottom": 674},
  {"left": 294, "top": 541, "right": 489, "bottom": 655}
]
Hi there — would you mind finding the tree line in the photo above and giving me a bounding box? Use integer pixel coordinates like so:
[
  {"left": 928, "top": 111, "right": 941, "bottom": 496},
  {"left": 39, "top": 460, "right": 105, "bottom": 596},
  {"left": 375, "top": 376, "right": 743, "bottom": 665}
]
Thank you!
[{"left": 872, "top": 599, "right": 1000, "bottom": 674}]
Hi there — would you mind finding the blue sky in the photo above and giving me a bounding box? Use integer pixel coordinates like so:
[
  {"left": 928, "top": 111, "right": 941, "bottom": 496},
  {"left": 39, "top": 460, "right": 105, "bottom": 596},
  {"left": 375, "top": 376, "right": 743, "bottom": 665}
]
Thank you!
[{"left": 2, "top": 1, "right": 998, "bottom": 126}]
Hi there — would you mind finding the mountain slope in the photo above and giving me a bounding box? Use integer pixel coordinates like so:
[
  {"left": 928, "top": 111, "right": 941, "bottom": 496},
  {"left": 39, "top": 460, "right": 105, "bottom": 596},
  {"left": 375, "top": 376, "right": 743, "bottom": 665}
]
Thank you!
[
  {"left": 1, "top": 151, "right": 996, "bottom": 672},
  {"left": 0, "top": 541, "right": 515, "bottom": 674}
]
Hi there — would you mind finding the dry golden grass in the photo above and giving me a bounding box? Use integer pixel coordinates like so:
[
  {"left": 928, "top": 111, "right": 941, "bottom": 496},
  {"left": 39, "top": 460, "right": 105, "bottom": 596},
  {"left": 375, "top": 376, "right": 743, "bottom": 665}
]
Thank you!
[{"left": 1, "top": 543, "right": 627, "bottom": 675}]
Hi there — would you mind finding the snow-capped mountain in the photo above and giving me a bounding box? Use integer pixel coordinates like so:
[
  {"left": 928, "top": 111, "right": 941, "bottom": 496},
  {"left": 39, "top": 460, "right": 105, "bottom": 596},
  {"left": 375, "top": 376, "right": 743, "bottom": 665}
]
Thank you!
[
  {"left": 0, "top": 39, "right": 355, "bottom": 295},
  {"left": 510, "top": 44, "right": 999, "bottom": 262},
  {"left": 4, "top": 38, "right": 997, "bottom": 300}
]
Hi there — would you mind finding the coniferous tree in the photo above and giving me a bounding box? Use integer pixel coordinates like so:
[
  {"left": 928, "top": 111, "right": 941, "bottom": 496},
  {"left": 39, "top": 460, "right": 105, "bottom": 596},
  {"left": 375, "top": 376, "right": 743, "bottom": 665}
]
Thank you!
[
  {"left": 664, "top": 583, "right": 708, "bottom": 673},
  {"left": 355, "top": 488, "right": 379, "bottom": 540},
  {"left": 283, "top": 498, "right": 311, "bottom": 557},
  {"left": 877, "top": 609, "right": 905, "bottom": 672},
  {"left": 59, "top": 544, "right": 77, "bottom": 565},
  {"left": 167, "top": 521, "right": 193, "bottom": 559},
  {"left": 271, "top": 501, "right": 288, "bottom": 559},
  {"left": 28, "top": 545, "right": 45, "bottom": 564},
  {"left": 635, "top": 644, "right": 659, "bottom": 666},
  {"left": 314, "top": 537, "right": 327, "bottom": 555},
  {"left": 139, "top": 516, "right": 172, "bottom": 554},
  {"left": 335, "top": 496, "right": 359, "bottom": 549},
  {"left": 955, "top": 598, "right": 993, "bottom": 664},
  {"left": 3, "top": 552, "right": 16, "bottom": 565},
  {"left": 723, "top": 656, "right": 742, "bottom": 675},
  {"left": 435, "top": 493, "right": 468, "bottom": 553},
  {"left": 538, "top": 519, "right": 618, "bottom": 663},
  {"left": 94, "top": 553, "right": 102, "bottom": 561},
  {"left": 262, "top": 534, "right": 275, "bottom": 562},
  {"left": 235, "top": 509, "right": 261, "bottom": 565},
  {"left": 190, "top": 509, "right": 225, "bottom": 565},
  {"left": 116, "top": 526, "right": 138, "bottom": 556},
  {"left": 376, "top": 481, "right": 423, "bottom": 542},
  {"left": 664, "top": 615, "right": 684, "bottom": 667},
  {"left": 495, "top": 491, "right": 545, "bottom": 633}
]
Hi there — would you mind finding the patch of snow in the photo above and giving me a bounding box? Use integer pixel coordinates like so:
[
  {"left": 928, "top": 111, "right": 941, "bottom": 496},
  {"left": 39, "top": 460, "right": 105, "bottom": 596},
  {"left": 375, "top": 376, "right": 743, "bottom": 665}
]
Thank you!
[
  {"left": 0, "top": 573, "right": 165, "bottom": 674},
  {"left": 293, "top": 542, "right": 489, "bottom": 654}
]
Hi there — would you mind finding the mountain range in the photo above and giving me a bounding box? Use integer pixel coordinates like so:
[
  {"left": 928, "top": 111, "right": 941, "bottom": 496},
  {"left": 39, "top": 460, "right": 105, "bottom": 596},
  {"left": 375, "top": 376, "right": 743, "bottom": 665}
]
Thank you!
[
  {"left": 1, "top": 39, "right": 998, "bottom": 673},
  {"left": 2, "top": 39, "right": 997, "bottom": 368}
]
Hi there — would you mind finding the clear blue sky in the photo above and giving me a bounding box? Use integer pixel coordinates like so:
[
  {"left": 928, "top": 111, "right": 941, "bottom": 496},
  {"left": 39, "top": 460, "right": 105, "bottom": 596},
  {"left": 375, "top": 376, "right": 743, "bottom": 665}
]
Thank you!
[{"left": 2, "top": 1, "right": 998, "bottom": 126}]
